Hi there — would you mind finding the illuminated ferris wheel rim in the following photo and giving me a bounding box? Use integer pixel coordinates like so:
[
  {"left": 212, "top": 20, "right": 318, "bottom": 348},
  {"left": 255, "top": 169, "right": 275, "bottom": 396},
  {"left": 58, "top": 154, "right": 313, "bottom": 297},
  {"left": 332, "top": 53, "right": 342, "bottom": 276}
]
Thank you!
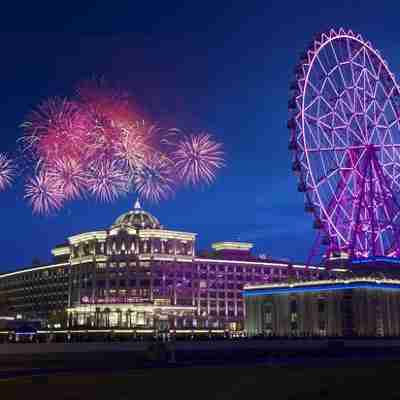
[
  {"left": 290, "top": 28, "right": 400, "bottom": 257},
  {"left": 302, "top": 30, "right": 399, "bottom": 243}
]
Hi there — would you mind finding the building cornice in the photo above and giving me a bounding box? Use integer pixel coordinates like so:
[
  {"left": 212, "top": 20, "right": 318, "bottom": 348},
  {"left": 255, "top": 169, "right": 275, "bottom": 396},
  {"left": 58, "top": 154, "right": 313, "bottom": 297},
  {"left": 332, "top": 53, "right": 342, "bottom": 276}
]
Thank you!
[
  {"left": 69, "top": 231, "right": 107, "bottom": 244},
  {"left": 243, "top": 278, "right": 400, "bottom": 296},
  {"left": 0, "top": 262, "right": 69, "bottom": 279}
]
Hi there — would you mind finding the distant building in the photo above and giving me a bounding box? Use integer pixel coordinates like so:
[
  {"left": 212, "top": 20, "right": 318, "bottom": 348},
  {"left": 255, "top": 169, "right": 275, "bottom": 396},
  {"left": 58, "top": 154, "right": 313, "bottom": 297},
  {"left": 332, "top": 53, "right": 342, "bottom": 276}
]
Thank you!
[
  {"left": 0, "top": 201, "right": 328, "bottom": 334},
  {"left": 244, "top": 259, "right": 400, "bottom": 337}
]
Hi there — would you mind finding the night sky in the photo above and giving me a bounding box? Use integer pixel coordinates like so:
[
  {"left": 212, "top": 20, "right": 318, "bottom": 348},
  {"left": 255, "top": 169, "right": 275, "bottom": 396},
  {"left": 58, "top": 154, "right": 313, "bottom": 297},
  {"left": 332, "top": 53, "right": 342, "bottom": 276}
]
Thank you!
[{"left": 0, "top": 1, "right": 399, "bottom": 270}]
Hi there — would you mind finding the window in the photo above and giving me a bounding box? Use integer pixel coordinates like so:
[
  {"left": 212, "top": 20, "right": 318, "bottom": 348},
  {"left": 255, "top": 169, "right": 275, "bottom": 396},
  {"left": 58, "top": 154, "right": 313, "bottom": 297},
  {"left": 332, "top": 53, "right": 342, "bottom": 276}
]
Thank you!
[
  {"left": 265, "top": 311, "right": 272, "bottom": 324},
  {"left": 318, "top": 298, "right": 325, "bottom": 313},
  {"left": 262, "top": 268, "right": 271, "bottom": 275},
  {"left": 140, "top": 262, "right": 150, "bottom": 268},
  {"left": 318, "top": 320, "right": 325, "bottom": 331},
  {"left": 290, "top": 299, "right": 297, "bottom": 313}
]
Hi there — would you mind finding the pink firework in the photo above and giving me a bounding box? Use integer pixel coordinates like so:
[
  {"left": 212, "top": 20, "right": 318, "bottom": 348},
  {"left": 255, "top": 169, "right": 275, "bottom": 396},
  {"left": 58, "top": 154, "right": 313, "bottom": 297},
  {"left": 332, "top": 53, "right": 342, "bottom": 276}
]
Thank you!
[
  {"left": 115, "top": 126, "right": 151, "bottom": 171},
  {"left": 86, "top": 160, "right": 129, "bottom": 202},
  {"left": 0, "top": 153, "right": 15, "bottom": 191},
  {"left": 173, "top": 132, "right": 224, "bottom": 185},
  {"left": 22, "top": 98, "right": 92, "bottom": 165},
  {"left": 24, "top": 171, "right": 64, "bottom": 215},
  {"left": 47, "top": 158, "right": 88, "bottom": 200},
  {"left": 20, "top": 78, "right": 226, "bottom": 214},
  {"left": 77, "top": 78, "right": 142, "bottom": 132},
  {"left": 134, "top": 153, "right": 175, "bottom": 202}
]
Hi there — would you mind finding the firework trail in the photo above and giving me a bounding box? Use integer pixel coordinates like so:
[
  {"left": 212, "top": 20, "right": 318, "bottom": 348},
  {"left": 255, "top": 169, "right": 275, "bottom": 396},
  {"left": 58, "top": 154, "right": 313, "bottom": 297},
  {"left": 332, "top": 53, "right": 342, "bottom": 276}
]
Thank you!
[
  {"left": 0, "top": 154, "right": 15, "bottom": 191},
  {"left": 173, "top": 132, "right": 224, "bottom": 185}
]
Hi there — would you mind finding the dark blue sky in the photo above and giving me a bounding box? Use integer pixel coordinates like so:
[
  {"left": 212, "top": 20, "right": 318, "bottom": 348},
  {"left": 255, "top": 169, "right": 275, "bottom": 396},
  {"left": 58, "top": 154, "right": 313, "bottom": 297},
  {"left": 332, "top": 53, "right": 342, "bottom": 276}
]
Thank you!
[{"left": 0, "top": 1, "right": 399, "bottom": 270}]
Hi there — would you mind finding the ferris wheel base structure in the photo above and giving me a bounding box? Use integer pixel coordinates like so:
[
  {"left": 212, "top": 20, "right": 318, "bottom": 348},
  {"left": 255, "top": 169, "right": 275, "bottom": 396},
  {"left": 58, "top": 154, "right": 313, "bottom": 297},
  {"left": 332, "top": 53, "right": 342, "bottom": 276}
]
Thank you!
[
  {"left": 325, "top": 254, "right": 400, "bottom": 277},
  {"left": 289, "top": 28, "right": 400, "bottom": 266}
]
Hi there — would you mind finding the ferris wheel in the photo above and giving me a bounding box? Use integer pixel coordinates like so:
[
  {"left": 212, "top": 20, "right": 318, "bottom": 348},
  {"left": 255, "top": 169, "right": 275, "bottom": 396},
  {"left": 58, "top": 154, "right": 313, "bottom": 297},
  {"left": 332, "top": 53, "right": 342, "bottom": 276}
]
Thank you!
[{"left": 288, "top": 28, "right": 400, "bottom": 260}]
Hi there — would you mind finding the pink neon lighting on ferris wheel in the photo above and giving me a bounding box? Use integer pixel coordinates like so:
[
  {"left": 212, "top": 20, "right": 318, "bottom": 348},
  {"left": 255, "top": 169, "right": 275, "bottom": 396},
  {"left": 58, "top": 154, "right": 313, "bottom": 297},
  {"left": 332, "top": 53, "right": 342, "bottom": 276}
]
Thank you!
[{"left": 289, "top": 28, "right": 400, "bottom": 259}]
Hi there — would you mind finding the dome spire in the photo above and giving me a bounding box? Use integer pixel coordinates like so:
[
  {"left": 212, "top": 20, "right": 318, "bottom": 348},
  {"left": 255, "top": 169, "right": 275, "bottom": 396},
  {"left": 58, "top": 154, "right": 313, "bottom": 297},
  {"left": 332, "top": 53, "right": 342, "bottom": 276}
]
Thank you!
[{"left": 134, "top": 198, "right": 141, "bottom": 210}]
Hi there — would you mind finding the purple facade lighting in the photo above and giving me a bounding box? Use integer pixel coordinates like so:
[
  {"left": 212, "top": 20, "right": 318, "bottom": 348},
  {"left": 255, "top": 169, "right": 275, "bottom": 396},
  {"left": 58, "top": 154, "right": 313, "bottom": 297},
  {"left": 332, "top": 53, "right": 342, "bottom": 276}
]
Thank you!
[{"left": 289, "top": 28, "right": 400, "bottom": 261}]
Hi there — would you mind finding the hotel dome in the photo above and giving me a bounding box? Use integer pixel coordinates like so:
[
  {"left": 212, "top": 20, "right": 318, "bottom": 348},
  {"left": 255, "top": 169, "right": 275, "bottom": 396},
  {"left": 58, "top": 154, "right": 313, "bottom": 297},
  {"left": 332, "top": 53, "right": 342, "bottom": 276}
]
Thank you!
[{"left": 112, "top": 199, "right": 161, "bottom": 230}]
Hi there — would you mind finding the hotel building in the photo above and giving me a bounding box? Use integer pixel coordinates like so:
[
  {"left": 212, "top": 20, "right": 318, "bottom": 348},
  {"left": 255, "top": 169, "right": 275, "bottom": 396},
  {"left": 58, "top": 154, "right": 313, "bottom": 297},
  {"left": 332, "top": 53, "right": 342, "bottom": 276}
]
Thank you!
[{"left": 0, "top": 201, "right": 321, "bottom": 333}]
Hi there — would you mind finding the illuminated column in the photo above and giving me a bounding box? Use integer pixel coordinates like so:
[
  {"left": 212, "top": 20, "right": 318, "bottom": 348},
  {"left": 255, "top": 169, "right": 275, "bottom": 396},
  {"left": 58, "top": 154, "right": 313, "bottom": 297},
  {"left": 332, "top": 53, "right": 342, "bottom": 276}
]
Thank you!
[
  {"left": 126, "top": 310, "right": 131, "bottom": 328},
  {"left": 117, "top": 309, "right": 122, "bottom": 328},
  {"left": 161, "top": 239, "right": 165, "bottom": 254},
  {"left": 131, "top": 241, "right": 135, "bottom": 254}
]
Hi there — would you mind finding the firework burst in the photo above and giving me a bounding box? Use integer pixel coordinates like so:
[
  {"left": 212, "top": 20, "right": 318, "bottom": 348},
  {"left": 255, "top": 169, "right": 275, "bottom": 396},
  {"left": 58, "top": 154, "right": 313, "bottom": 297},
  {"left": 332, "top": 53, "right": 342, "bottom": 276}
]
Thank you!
[
  {"left": 47, "top": 158, "right": 88, "bottom": 200},
  {"left": 22, "top": 98, "right": 91, "bottom": 164},
  {"left": 86, "top": 160, "right": 129, "bottom": 202},
  {"left": 24, "top": 171, "right": 64, "bottom": 215},
  {"left": 173, "top": 132, "right": 224, "bottom": 185},
  {"left": 19, "top": 79, "right": 225, "bottom": 213},
  {"left": 134, "top": 153, "right": 175, "bottom": 202},
  {"left": 115, "top": 125, "right": 153, "bottom": 171},
  {"left": 0, "top": 153, "right": 15, "bottom": 191}
]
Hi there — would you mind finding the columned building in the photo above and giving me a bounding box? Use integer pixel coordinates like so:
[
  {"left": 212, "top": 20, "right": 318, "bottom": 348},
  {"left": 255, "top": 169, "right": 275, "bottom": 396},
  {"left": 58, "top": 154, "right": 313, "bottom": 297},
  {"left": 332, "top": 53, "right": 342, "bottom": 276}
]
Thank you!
[
  {"left": 244, "top": 274, "right": 400, "bottom": 337},
  {"left": 0, "top": 201, "right": 323, "bottom": 333}
]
